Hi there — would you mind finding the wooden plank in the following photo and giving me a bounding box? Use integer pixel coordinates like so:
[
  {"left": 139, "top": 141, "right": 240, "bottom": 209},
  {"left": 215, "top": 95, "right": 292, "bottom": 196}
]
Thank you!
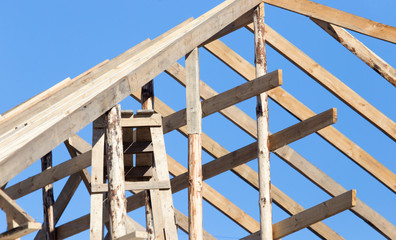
[
  {"left": 162, "top": 69, "right": 282, "bottom": 133},
  {"left": 90, "top": 116, "right": 106, "bottom": 240},
  {"left": 186, "top": 47, "right": 203, "bottom": 240},
  {"left": 0, "top": 189, "right": 35, "bottom": 225},
  {"left": 40, "top": 152, "right": 56, "bottom": 240},
  {"left": 0, "top": 222, "right": 41, "bottom": 240},
  {"left": 150, "top": 127, "right": 179, "bottom": 239},
  {"left": 164, "top": 64, "right": 344, "bottom": 240},
  {"left": 121, "top": 114, "right": 162, "bottom": 128},
  {"left": 115, "top": 231, "right": 148, "bottom": 240},
  {"left": 263, "top": 0, "right": 396, "bottom": 44},
  {"left": 242, "top": 190, "right": 356, "bottom": 240},
  {"left": 106, "top": 105, "right": 128, "bottom": 238},
  {"left": 270, "top": 108, "right": 337, "bottom": 150},
  {"left": 6, "top": 214, "right": 20, "bottom": 240},
  {"left": 91, "top": 181, "right": 171, "bottom": 193},
  {"left": 0, "top": 0, "right": 261, "bottom": 188},
  {"left": 253, "top": 3, "right": 272, "bottom": 239},
  {"left": 246, "top": 23, "right": 396, "bottom": 142},
  {"left": 204, "top": 37, "right": 396, "bottom": 193},
  {"left": 312, "top": 18, "right": 396, "bottom": 87},
  {"left": 4, "top": 150, "right": 91, "bottom": 200}
]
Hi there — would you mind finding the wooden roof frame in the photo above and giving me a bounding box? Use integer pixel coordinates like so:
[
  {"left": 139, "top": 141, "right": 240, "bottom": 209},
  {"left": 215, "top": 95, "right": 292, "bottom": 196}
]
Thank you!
[{"left": 0, "top": 0, "right": 394, "bottom": 239}]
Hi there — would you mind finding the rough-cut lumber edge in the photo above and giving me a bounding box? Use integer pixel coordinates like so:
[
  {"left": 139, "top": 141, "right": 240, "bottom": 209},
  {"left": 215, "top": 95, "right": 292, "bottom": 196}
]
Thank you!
[
  {"left": 242, "top": 190, "right": 356, "bottom": 240},
  {"left": 311, "top": 18, "right": 396, "bottom": 87},
  {"left": 162, "top": 69, "right": 282, "bottom": 133},
  {"left": 164, "top": 64, "right": 344, "bottom": 240},
  {"left": 246, "top": 23, "right": 396, "bottom": 142},
  {"left": 0, "top": 0, "right": 262, "bottom": 187},
  {"left": 106, "top": 105, "right": 128, "bottom": 238},
  {"left": 204, "top": 36, "right": 396, "bottom": 193},
  {"left": 186, "top": 47, "right": 203, "bottom": 240},
  {"left": 264, "top": 0, "right": 396, "bottom": 43},
  {"left": 0, "top": 222, "right": 42, "bottom": 240}
]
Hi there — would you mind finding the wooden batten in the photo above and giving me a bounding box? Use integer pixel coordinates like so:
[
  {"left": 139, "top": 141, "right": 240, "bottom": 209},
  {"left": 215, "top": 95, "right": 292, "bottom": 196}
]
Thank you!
[{"left": 186, "top": 47, "right": 203, "bottom": 240}]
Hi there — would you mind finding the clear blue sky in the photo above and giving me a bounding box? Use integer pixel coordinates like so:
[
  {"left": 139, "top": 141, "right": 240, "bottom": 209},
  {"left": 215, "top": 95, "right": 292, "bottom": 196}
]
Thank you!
[{"left": 0, "top": 0, "right": 395, "bottom": 239}]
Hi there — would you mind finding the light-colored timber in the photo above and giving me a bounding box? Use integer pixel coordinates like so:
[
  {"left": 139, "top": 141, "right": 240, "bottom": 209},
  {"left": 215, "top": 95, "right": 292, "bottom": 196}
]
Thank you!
[
  {"left": 264, "top": 0, "right": 396, "bottom": 43},
  {"left": 186, "top": 47, "right": 203, "bottom": 240},
  {"left": 312, "top": 18, "right": 396, "bottom": 87}
]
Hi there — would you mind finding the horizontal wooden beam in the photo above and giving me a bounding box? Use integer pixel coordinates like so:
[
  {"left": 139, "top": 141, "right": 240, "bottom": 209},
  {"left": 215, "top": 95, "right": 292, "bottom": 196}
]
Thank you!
[
  {"left": 120, "top": 114, "right": 162, "bottom": 128},
  {"left": 264, "top": 0, "right": 396, "bottom": 43},
  {"left": 162, "top": 69, "right": 282, "bottom": 133},
  {"left": 242, "top": 190, "right": 356, "bottom": 240},
  {"left": 312, "top": 18, "right": 396, "bottom": 87},
  {"left": 0, "top": 222, "right": 41, "bottom": 240},
  {"left": 4, "top": 151, "right": 91, "bottom": 200},
  {"left": 91, "top": 181, "right": 170, "bottom": 193},
  {"left": 269, "top": 108, "right": 336, "bottom": 150},
  {"left": 246, "top": 23, "right": 396, "bottom": 142},
  {"left": 204, "top": 37, "right": 396, "bottom": 194}
]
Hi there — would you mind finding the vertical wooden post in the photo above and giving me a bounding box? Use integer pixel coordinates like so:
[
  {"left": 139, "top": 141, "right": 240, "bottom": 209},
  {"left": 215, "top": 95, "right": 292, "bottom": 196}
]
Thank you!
[
  {"left": 186, "top": 47, "right": 203, "bottom": 240},
  {"left": 254, "top": 2, "right": 273, "bottom": 240},
  {"left": 140, "top": 80, "right": 155, "bottom": 240},
  {"left": 41, "top": 152, "right": 56, "bottom": 240},
  {"left": 90, "top": 116, "right": 106, "bottom": 240},
  {"left": 106, "top": 104, "right": 127, "bottom": 239}
]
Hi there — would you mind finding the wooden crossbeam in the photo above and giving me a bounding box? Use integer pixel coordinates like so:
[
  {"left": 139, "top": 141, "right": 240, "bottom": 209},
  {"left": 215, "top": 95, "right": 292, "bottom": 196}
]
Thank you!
[
  {"left": 114, "top": 231, "right": 148, "bottom": 240},
  {"left": 4, "top": 150, "right": 91, "bottom": 200},
  {"left": 242, "top": 190, "right": 357, "bottom": 240},
  {"left": 263, "top": 0, "right": 396, "bottom": 44},
  {"left": 204, "top": 37, "right": 396, "bottom": 194},
  {"left": 162, "top": 69, "right": 282, "bottom": 133},
  {"left": 245, "top": 24, "right": 396, "bottom": 142},
  {"left": 0, "top": 0, "right": 262, "bottom": 188},
  {"left": 91, "top": 181, "right": 171, "bottom": 193},
  {"left": 312, "top": 18, "right": 396, "bottom": 87},
  {"left": 0, "top": 222, "right": 42, "bottom": 240}
]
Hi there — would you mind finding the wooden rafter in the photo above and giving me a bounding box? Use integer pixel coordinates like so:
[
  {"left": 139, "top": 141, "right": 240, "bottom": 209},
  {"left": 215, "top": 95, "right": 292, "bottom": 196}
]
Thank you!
[
  {"left": 263, "top": 0, "right": 396, "bottom": 43},
  {"left": 312, "top": 18, "right": 396, "bottom": 87}
]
